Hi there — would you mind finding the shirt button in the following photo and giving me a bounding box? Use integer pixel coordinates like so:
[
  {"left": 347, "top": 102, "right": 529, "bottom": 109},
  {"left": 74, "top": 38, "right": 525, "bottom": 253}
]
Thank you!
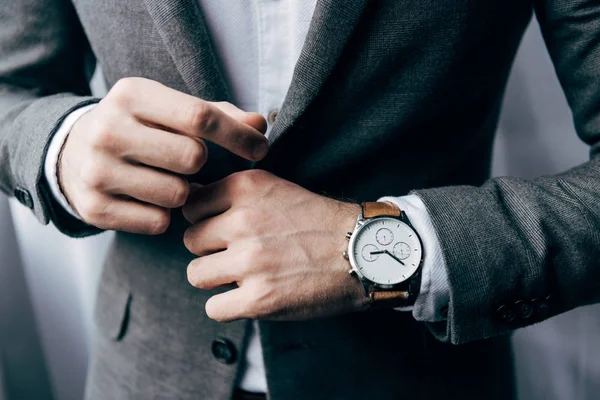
[
  {"left": 14, "top": 186, "right": 34, "bottom": 209},
  {"left": 267, "top": 109, "right": 279, "bottom": 125},
  {"left": 496, "top": 305, "right": 516, "bottom": 323},
  {"left": 211, "top": 337, "right": 237, "bottom": 364}
]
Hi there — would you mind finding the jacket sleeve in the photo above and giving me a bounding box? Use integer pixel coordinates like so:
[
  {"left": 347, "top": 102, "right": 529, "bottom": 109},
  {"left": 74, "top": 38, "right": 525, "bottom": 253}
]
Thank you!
[
  {"left": 414, "top": 1, "right": 600, "bottom": 344},
  {"left": 0, "top": 0, "right": 102, "bottom": 237}
]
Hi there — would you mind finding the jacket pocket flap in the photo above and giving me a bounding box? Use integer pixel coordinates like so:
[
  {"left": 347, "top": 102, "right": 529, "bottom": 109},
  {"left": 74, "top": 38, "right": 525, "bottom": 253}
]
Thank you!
[{"left": 94, "top": 286, "right": 132, "bottom": 341}]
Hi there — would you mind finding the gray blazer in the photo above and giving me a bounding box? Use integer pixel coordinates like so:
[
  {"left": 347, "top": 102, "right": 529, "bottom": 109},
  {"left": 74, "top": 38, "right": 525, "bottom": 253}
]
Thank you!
[{"left": 2, "top": 0, "right": 599, "bottom": 399}]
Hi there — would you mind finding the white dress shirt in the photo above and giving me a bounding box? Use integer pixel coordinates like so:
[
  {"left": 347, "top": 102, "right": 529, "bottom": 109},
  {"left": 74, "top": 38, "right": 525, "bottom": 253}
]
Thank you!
[{"left": 44, "top": 0, "right": 449, "bottom": 393}]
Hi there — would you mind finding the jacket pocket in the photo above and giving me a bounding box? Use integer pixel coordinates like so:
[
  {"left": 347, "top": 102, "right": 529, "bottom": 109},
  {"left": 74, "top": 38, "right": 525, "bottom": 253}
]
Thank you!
[{"left": 94, "top": 285, "right": 133, "bottom": 342}]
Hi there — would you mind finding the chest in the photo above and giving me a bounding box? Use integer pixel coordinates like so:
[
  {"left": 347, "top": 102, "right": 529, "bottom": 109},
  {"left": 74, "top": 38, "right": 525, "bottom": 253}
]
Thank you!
[{"left": 71, "top": 0, "right": 530, "bottom": 91}]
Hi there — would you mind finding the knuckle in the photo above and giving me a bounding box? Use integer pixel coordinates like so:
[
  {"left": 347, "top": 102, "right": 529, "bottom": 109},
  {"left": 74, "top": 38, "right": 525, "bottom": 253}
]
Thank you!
[
  {"left": 80, "top": 160, "right": 110, "bottom": 190},
  {"left": 228, "top": 171, "right": 251, "bottom": 194},
  {"left": 246, "top": 169, "right": 269, "bottom": 180},
  {"left": 181, "top": 202, "right": 195, "bottom": 223},
  {"left": 248, "top": 241, "right": 266, "bottom": 262},
  {"left": 183, "top": 227, "right": 198, "bottom": 252},
  {"left": 187, "top": 102, "right": 216, "bottom": 133},
  {"left": 231, "top": 207, "right": 256, "bottom": 233},
  {"left": 168, "top": 178, "right": 190, "bottom": 208},
  {"left": 78, "top": 195, "right": 107, "bottom": 222},
  {"left": 241, "top": 240, "right": 266, "bottom": 267},
  {"left": 181, "top": 140, "right": 207, "bottom": 173},
  {"left": 109, "top": 78, "right": 137, "bottom": 101},
  {"left": 236, "top": 252, "right": 254, "bottom": 275},
  {"left": 88, "top": 121, "right": 117, "bottom": 151},
  {"left": 148, "top": 209, "right": 170, "bottom": 235},
  {"left": 230, "top": 170, "right": 266, "bottom": 193}
]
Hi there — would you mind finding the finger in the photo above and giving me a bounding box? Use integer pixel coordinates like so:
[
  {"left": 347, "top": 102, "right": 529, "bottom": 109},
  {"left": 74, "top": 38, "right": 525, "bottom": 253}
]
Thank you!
[
  {"left": 178, "top": 102, "right": 268, "bottom": 161},
  {"left": 183, "top": 211, "right": 232, "bottom": 256},
  {"left": 212, "top": 102, "right": 267, "bottom": 134},
  {"left": 119, "top": 123, "right": 208, "bottom": 175},
  {"left": 105, "top": 163, "right": 190, "bottom": 209},
  {"left": 187, "top": 250, "right": 243, "bottom": 290},
  {"left": 84, "top": 195, "right": 171, "bottom": 235},
  {"left": 119, "top": 79, "right": 269, "bottom": 161},
  {"left": 205, "top": 287, "right": 249, "bottom": 322},
  {"left": 182, "top": 177, "right": 233, "bottom": 223}
]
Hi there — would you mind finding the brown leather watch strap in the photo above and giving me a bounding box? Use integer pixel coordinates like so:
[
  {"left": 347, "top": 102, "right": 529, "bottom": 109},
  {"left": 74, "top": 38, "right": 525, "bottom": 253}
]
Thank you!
[
  {"left": 359, "top": 202, "right": 416, "bottom": 309},
  {"left": 369, "top": 290, "right": 410, "bottom": 309},
  {"left": 362, "top": 201, "right": 401, "bottom": 219}
]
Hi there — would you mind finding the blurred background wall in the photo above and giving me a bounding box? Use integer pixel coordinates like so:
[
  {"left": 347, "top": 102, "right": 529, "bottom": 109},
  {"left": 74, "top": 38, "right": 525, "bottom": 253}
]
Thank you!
[
  {"left": 1, "top": 16, "right": 599, "bottom": 400},
  {"left": 0, "top": 196, "right": 53, "bottom": 399}
]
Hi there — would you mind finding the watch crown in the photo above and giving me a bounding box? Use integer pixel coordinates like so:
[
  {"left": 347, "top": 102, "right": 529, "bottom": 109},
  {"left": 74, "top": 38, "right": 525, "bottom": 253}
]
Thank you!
[
  {"left": 342, "top": 251, "right": 349, "bottom": 259},
  {"left": 346, "top": 232, "right": 352, "bottom": 239}
]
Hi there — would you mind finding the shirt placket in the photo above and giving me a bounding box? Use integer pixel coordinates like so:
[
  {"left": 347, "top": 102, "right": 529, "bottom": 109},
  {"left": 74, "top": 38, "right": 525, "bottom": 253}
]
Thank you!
[{"left": 256, "top": 0, "right": 292, "bottom": 137}]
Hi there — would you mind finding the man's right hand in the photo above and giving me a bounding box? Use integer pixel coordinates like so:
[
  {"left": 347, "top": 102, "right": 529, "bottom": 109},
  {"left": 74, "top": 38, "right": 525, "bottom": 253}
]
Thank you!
[{"left": 59, "top": 77, "right": 269, "bottom": 234}]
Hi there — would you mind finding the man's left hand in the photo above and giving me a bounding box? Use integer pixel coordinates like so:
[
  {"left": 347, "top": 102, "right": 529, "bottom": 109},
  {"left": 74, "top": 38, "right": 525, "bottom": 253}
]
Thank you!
[{"left": 182, "top": 170, "right": 370, "bottom": 322}]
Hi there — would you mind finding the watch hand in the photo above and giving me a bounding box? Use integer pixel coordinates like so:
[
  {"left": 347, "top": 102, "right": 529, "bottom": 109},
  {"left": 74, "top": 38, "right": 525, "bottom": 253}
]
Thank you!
[
  {"left": 383, "top": 250, "right": 405, "bottom": 265},
  {"left": 370, "top": 250, "right": 405, "bottom": 265}
]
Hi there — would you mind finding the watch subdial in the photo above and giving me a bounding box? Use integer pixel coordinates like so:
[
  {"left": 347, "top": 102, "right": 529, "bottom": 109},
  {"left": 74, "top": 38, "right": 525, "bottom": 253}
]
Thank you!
[
  {"left": 361, "top": 244, "right": 380, "bottom": 262},
  {"left": 375, "top": 228, "right": 394, "bottom": 246},
  {"left": 393, "top": 242, "right": 411, "bottom": 260}
]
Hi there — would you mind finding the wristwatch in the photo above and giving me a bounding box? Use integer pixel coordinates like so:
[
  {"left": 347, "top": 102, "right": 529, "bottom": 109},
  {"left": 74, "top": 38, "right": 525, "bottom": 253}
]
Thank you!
[{"left": 344, "top": 201, "right": 423, "bottom": 309}]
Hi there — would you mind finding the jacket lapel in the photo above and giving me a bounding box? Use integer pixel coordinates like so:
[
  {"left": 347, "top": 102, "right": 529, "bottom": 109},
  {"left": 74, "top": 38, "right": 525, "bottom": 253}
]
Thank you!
[
  {"left": 142, "top": 0, "right": 229, "bottom": 101},
  {"left": 143, "top": 0, "right": 367, "bottom": 146},
  {"left": 268, "top": 0, "right": 368, "bottom": 144}
]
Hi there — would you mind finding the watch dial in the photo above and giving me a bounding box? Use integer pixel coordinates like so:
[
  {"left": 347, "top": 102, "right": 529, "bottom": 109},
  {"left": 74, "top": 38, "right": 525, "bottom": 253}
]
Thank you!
[
  {"left": 375, "top": 228, "right": 394, "bottom": 246},
  {"left": 361, "top": 244, "right": 380, "bottom": 262},
  {"left": 393, "top": 242, "right": 411, "bottom": 260},
  {"left": 350, "top": 217, "right": 422, "bottom": 285}
]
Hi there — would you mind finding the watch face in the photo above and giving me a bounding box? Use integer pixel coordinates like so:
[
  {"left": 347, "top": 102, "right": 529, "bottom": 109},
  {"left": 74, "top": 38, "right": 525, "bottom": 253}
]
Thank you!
[{"left": 349, "top": 217, "right": 422, "bottom": 286}]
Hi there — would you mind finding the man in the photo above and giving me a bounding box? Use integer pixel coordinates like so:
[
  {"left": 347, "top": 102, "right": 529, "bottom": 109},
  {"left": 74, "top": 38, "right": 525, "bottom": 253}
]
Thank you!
[{"left": 1, "top": 0, "right": 599, "bottom": 399}]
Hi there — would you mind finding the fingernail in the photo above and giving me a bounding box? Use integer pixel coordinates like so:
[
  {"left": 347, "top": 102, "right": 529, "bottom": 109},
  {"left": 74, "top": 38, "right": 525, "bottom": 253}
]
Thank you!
[{"left": 253, "top": 140, "right": 270, "bottom": 160}]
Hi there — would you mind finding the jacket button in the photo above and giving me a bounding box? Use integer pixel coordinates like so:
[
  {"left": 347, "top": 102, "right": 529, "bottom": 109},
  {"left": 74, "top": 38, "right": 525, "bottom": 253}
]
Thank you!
[
  {"left": 211, "top": 337, "right": 237, "bottom": 364},
  {"left": 14, "top": 187, "right": 34, "bottom": 209},
  {"left": 515, "top": 300, "right": 533, "bottom": 319},
  {"left": 533, "top": 296, "right": 551, "bottom": 319},
  {"left": 496, "top": 305, "right": 515, "bottom": 323}
]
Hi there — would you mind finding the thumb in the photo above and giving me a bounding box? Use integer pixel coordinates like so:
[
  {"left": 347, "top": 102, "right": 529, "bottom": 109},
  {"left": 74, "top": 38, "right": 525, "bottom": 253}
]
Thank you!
[{"left": 212, "top": 102, "right": 268, "bottom": 134}]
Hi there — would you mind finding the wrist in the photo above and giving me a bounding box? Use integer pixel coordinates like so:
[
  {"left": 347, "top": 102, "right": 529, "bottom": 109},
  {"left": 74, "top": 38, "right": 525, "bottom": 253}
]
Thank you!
[
  {"left": 335, "top": 201, "right": 361, "bottom": 234},
  {"left": 344, "top": 201, "right": 424, "bottom": 309},
  {"left": 44, "top": 104, "right": 96, "bottom": 220}
]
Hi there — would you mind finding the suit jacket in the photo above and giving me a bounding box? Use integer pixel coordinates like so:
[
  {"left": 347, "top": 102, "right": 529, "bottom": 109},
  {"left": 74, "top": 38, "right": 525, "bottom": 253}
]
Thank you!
[{"left": 2, "top": 0, "right": 600, "bottom": 399}]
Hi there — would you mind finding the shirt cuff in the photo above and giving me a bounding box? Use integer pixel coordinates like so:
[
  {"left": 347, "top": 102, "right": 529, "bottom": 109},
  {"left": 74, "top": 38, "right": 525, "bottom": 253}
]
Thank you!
[
  {"left": 378, "top": 195, "right": 450, "bottom": 322},
  {"left": 43, "top": 104, "right": 97, "bottom": 221}
]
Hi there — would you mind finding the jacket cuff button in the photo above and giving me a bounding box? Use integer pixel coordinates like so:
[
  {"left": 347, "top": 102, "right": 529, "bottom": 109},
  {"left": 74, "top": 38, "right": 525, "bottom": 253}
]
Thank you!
[
  {"left": 532, "top": 298, "right": 549, "bottom": 319},
  {"left": 515, "top": 300, "right": 533, "bottom": 319},
  {"left": 496, "top": 305, "right": 516, "bottom": 323},
  {"left": 14, "top": 186, "right": 34, "bottom": 209}
]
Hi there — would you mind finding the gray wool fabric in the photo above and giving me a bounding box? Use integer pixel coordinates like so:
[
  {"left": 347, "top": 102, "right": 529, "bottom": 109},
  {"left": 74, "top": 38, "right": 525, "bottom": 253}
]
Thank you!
[{"left": 2, "top": 0, "right": 600, "bottom": 399}]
